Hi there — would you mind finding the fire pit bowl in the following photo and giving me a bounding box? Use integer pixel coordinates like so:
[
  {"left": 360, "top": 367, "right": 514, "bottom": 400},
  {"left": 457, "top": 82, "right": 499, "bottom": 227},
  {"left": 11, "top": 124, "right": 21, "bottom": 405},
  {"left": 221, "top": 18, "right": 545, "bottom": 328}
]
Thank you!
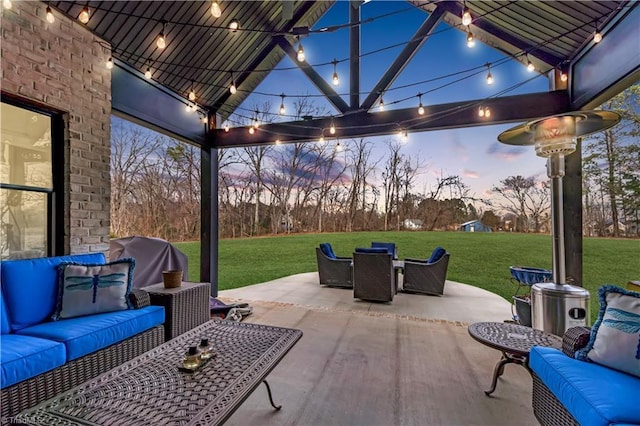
[{"left": 510, "top": 266, "right": 553, "bottom": 286}]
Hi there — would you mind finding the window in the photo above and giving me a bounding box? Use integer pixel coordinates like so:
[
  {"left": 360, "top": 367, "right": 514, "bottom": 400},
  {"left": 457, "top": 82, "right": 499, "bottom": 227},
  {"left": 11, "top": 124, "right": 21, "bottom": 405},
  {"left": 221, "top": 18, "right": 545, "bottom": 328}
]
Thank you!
[{"left": 0, "top": 100, "right": 60, "bottom": 260}]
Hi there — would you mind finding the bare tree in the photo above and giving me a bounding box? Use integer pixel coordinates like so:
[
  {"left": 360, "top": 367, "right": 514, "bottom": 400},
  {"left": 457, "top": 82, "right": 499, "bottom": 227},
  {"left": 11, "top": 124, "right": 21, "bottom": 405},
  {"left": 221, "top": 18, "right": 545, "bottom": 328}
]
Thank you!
[{"left": 491, "top": 175, "right": 550, "bottom": 232}]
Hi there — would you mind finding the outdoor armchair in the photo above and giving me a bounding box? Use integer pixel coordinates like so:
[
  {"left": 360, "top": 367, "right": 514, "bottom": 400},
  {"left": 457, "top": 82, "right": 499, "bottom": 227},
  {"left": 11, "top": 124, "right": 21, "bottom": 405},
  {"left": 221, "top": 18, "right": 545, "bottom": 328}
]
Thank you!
[
  {"left": 352, "top": 248, "right": 395, "bottom": 302},
  {"left": 316, "top": 243, "right": 352, "bottom": 288},
  {"left": 402, "top": 246, "right": 450, "bottom": 296}
]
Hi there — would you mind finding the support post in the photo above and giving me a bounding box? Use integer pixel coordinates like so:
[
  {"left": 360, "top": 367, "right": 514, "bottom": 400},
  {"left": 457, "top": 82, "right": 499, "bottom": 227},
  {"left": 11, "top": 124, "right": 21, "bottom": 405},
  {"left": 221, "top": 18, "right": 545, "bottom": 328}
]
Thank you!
[
  {"left": 201, "top": 144, "right": 219, "bottom": 296},
  {"left": 349, "top": 0, "right": 360, "bottom": 109},
  {"left": 563, "top": 138, "right": 583, "bottom": 286}
]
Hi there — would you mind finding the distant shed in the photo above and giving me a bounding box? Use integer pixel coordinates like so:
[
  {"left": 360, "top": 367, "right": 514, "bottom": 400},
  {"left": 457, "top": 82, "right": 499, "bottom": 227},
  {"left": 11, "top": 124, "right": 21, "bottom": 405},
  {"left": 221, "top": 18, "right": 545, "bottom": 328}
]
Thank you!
[{"left": 459, "top": 220, "right": 492, "bottom": 232}]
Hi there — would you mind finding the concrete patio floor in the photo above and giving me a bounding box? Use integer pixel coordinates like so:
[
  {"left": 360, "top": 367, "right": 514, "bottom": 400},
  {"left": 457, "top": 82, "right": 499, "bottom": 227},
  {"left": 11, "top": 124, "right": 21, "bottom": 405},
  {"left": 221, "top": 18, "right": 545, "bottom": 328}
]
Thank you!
[{"left": 219, "top": 274, "right": 537, "bottom": 426}]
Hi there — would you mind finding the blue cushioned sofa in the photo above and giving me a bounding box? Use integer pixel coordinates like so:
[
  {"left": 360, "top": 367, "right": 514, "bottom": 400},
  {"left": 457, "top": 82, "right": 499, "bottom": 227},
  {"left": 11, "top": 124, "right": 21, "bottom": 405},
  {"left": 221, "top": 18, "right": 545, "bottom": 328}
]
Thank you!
[
  {"left": 529, "top": 327, "right": 640, "bottom": 426},
  {"left": 0, "top": 253, "right": 166, "bottom": 419}
]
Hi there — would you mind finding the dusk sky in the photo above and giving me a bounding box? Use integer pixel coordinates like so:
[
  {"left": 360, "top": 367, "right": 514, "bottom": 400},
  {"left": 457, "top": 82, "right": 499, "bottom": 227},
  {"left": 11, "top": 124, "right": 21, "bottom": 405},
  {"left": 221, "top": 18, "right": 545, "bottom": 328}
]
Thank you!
[{"left": 231, "top": 1, "right": 554, "bottom": 203}]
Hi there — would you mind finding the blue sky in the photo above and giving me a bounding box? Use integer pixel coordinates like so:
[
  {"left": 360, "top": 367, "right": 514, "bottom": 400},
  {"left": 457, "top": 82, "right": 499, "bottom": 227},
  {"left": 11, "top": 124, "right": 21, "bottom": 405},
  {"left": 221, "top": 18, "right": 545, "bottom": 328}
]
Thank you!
[{"left": 231, "top": 1, "right": 553, "bottom": 202}]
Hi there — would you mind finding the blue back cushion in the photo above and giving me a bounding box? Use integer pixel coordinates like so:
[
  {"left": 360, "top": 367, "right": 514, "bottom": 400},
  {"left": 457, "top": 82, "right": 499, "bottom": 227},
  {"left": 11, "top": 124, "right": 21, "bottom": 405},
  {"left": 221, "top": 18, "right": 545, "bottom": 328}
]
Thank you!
[
  {"left": 371, "top": 242, "right": 397, "bottom": 258},
  {"left": 428, "top": 246, "right": 446, "bottom": 264},
  {"left": 0, "top": 290, "right": 10, "bottom": 334},
  {"left": 1, "top": 253, "right": 106, "bottom": 331},
  {"left": 319, "top": 243, "right": 336, "bottom": 259}
]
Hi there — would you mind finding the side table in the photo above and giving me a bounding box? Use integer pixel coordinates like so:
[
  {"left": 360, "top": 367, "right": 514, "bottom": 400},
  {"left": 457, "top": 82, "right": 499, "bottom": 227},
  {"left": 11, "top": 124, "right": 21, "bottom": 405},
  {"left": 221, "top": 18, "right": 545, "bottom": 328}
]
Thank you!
[
  {"left": 468, "top": 321, "right": 562, "bottom": 396},
  {"left": 143, "top": 281, "right": 210, "bottom": 341}
]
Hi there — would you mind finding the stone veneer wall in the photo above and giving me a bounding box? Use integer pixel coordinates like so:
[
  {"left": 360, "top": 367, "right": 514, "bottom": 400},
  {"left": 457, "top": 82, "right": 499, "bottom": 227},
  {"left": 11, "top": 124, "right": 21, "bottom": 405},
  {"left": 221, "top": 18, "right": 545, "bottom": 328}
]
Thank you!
[{"left": 1, "top": 3, "right": 111, "bottom": 254}]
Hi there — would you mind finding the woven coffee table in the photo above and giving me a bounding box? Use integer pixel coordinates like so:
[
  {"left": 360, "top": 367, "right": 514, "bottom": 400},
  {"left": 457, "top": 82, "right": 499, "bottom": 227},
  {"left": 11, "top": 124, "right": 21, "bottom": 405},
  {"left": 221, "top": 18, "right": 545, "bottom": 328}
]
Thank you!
[
  {"left": 468, "top": 321, "right": 561, "bottom": 396},
  {"left": 15, "top": 320, "right": 302, "bottom": 425}
]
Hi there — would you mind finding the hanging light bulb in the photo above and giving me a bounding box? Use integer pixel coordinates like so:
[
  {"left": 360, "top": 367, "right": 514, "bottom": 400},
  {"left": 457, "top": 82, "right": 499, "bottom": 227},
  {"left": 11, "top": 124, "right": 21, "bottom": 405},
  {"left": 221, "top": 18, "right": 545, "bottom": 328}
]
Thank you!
[
  {"left": 593, "top": 19, "right": 602, "bottom": 43},
  {"left": 335, "top": 141, "right": 343, "bottom": 152},
  {"left": 229, "top": 72, "right": 237, "bottom": 94},
  {"left": 224, "top": 122, "right": 230, "bottom": 132},
  {"left": 279, "top": 94, "right": 286, "bottom": 115},
  {"left": 466, "top": 30, "right": 475, "bottom": 48},
  {"left": 106, "top": 57, "right": 114, "bottom": 69},
  {"left": 417, "top": 93, "right": 424, "bottom": 115},
  {"left": 486, "top": 64, "right": 493, "bottom": 85},
  {"left": 527, "top": 57, "right": 535, "bottom": 72},
  {"left": 145, "top": 67, "right": 152, "bottom": 79},
  {"left": 46, "top": 5, "right": 55, "bottom": 23},
  {"left": 248, "top": 125, "right": 255, "bottom": 135},
  {"left": 561, "top": 71, "right": 568, "bottom": 82},
  {"left": 332, "top": 59, "right": 339, "bottom": 85},
  {"left": 275, "top": 138, "right": 281, "bottom": 145},
  {"left": 402, "top": 131, "right": 409, "bottom": 142},
  {"left": 156, "top": 22, "right": 166, "bottom": 49},
  {"left": 229, "top": 19, "right": 239, "bottom": 32},
  {"left": 78, "top": 5, "right": 90, "bottom": 24},
  {"left": 210, "top": 1, "right": 222, "bottom": 18},
  {"left": 329, "top": 119, "right": 336, "bottom": 135},
  {"left": 461, "top": 3, "right": 472, "bottom": 26},
  {"left": 319, "top": 131, "right": 325, "bottom": 143},
  {"left": 3, "top": 0, "right": 12, "bottom": 10},
  {"left": 296, "top": 37, "right": 305, "bottom": 62},
  {"left": 188, "top": 82, "right": 196, "bottom": 101},
  {"left": 478, "top": 106, "right": 485, "bottom": 117},
  {"left": 485, "top": 107, "right": 491, "bottom": 118},
  {"left": 201, "top": 116, "right": 208, "bottom": 124},
  {"left": 253, "top": 110, "right": 260, "bottom": 128},
  {"left": 378, "top": 95, "right": 384, "bottom": 111}
]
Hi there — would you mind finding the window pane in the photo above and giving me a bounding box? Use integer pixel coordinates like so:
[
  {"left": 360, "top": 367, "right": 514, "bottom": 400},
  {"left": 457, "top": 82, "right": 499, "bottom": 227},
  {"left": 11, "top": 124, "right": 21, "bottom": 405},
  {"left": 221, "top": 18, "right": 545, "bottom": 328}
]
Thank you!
[
  {"left": 0, "top": 103, "right": 52, "bottom": 188},
  {"left": 0, "top": 189, "right": 47, "bottom": 260}
]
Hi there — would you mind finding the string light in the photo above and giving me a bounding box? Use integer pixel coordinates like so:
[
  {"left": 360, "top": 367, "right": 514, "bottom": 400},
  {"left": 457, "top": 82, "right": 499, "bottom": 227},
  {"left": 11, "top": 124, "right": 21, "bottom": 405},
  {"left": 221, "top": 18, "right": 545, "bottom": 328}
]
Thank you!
[
  {"left": 275, "top": 138, "right": 281, "bottom": 145},
  {"left": 210, "top": 1, "right": 221, "bottom": 18},
  {"left": 319, "top": 131, "right": 325, "bottom": 143},
  {"left": 379, "top": 94, "right": 385, "bottom": 111},
  {"left": 417, "top": 93, "right": 424, "bottom": 115},
  {"left": 156, "top": 22, "right": 166, "bottom": 49},
  {"left": 253, "top": 110, "right": 260, "bottom": 128},
  {"left": 78, "top": 5, "right": 90, "bottom": 24},
  {"left": 466, "top": 30, "right": 475, "bottom": 48},
  {"left": 402, "top": 130, "right": 409, "bottom": 142},
  {"left": 3, "top": 0, "right": 11, "bottom": 10},
  {"left": 229, "top": 72, "right": 237, "bottom": 94},
  {"left": 188, "top": 81, "right": 196, "bottom": 101},
  {"left": 478, "top": 106, "right": 491, "bottom": 118},
  {"left": 46, "top": 5, "right": 55, "bottom": 23},
  {"left": 229, "top": 19, "right": 239, "bottom": 32},
  {"left": 329, "top": 119, "right": 336, "bottom": 135},
  {"left": 106, "top": 57, "right": 114, "bottom": 69},
  {"left": 201, "top": 116, "right": 208, "bottom": 124},
  {"left": 332, "top": 59, "right": 339, "bottom": 86},
  {"left": 335, "top": 140, "right": 343, "bottom": 152},
  {"left": 527, "top": 56, "right": 535, "bottom": 72},
  {"left": 224, "top": 122, "right": 230, "bottom": 132},
  {"left": 279, "top": 93, "right": 286, "bottom": 115},
  {"left": 486, "top": 63, "right": 493, "bottom": 85},
  {"left": 144, "top": 64, "right": 152, "bottom": 79},
  {"left": 248, "top": 125, "right": 255, "bottom": 134},
  {"left": 561, "top": 70, "right": 568, "bottom": 82},
  {"left": 296, "top": 36, "right": 305, "bottom": 62},
  {"left": 593, "top": 20, "right": 602, "bottom": 43},
  {"left": 462, "top": 2, "right": 472, "bottom": 26}
]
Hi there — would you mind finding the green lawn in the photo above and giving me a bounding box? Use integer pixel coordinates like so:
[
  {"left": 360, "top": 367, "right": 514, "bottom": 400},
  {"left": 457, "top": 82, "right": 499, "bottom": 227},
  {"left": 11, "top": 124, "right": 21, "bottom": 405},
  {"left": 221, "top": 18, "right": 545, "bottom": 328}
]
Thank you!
[{"left": 173, "top": 232, "right": 639, "bottom": 323}]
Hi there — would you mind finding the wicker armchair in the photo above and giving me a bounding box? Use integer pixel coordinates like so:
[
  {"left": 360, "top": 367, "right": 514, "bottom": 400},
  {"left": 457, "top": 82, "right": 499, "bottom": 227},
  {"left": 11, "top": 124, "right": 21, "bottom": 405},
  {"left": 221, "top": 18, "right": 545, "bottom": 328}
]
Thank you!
[
  {"left": 531, "top": 326, "right": 591, "bottom": 426},
  {"left": 316, "top": 244, "right": 352, "bottom": 288},
  {"left": 402, "top": 247, "right": 450, "bottom": 296},
  {"left": 353, "top": 249, "right": 394, "bottom": 302}
]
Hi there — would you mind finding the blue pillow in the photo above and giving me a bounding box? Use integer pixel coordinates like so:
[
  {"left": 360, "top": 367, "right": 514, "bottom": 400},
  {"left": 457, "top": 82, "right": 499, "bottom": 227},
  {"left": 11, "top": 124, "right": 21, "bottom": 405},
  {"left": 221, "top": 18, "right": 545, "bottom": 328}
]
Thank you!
[
  {"left": 319, "top": 243, "right": 336, "bottom": 259},
  {"left": 52, "top": 258, "right": 135, "bottom": 320},
  {"left": 371, "top": 242, "right": 397, "bottom": 258},
  {"left": 576, "top": 285, "right": 640, "bottom": 378},
  {"left": 428, "top": 246, "right": 446, "bottom": 264}
]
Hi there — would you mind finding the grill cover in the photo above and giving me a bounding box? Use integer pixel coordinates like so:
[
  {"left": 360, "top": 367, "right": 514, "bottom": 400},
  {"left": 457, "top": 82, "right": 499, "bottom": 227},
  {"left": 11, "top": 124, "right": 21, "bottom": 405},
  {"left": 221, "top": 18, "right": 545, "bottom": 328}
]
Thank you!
[{"left": 109, "top": 236, "right": 188, "bottom": 288}]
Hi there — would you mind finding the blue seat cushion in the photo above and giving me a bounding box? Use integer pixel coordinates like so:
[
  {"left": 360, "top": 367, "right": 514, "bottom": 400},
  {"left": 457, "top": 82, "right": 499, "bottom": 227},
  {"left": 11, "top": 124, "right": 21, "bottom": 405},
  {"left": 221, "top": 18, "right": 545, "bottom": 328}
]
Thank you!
[
  {"left": 1, "top": 291, "right": 10, "bottom": 334},
  {"left": 530, "top": 346, "right": 640, "bottom": 426},
  {"left": 1, "top": 253, "right": 106, "bottom": 331},
  {"left": 16, "top": 306, "right": 164, "bottom": 361},
  {"left": 320, "top": 243, "right": 336, "bottom": 259},
  {"left": 1, "top": 334, "right": 66, "bottom": 388},
  {"left": 428, "top": 246, "right": 446, "bottom": 264},
  {"left": 355, "top": 247, "right": 388, "bottom": 254},
  {"left": 371, "top": 242, "right": 397, "bottom": 258}
]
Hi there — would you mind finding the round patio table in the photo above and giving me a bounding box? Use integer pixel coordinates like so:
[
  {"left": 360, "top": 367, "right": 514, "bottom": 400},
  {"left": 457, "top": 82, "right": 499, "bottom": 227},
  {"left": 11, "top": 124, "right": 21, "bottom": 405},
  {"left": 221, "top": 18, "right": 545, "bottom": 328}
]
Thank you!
[{"left": 468, "top": 321, "right": 562, "bottom": 396}]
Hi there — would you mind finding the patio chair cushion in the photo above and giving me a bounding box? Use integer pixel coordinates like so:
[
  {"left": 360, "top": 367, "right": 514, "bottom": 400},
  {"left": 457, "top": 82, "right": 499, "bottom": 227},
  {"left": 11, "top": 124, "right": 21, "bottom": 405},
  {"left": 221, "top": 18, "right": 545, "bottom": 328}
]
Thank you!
[
  {"left": 1, "top": 334, "right": 66, "bottom": 388},
  {"left": 319, "top": 243, "right": 336, "bottom": 259},
  {"left": 427, "top": 246, "right": 446, "bottom": 264},
  {"left": 52, "top": 258, "right": 135, "bottom": 320},
  {"left": 1, "top": 292, "right": 10, "bottom": 334},
  {"left": 1, "top": 253, "right": 106, "bottom": 331},
  {"left": 16, "top": 306, "right": 164, "bottom": 361},
  {"left": 371, "top": 242, "right": 397, "bottom": 258},
  {"left": 576, "top": 285, "right": 640, "bottom": 378},
  {"left": 530, "top": 346, "right": 640, "bottom": 426},
  {"left": 355, "top": 247, "right": 388, "bottom": 254}
]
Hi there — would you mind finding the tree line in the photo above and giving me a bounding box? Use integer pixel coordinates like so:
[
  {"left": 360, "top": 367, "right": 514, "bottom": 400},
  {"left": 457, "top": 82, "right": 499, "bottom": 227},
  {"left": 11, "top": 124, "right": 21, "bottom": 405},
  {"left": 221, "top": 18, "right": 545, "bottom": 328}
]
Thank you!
[{"left": 109, "top": 86, "right": 639, "bottom": 240}]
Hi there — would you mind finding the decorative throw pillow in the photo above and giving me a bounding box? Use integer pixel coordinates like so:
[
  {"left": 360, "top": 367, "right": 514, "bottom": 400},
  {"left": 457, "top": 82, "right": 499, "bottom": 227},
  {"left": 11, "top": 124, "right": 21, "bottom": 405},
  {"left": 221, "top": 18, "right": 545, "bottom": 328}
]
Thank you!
[
  {"left": 52, "top": 258, "right": 135, "bottom": 320},
  {"left": 576, "top": 285, "right": 640, "bottom": 378}
]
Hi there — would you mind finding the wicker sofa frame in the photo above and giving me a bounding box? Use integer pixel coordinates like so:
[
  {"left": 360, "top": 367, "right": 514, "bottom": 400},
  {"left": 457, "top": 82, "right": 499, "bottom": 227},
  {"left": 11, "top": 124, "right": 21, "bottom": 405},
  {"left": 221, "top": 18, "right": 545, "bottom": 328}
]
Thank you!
[
  {"left": 316, "top": 247, "right": 353, "bottom": 289},
  {"left": 531, "top": 326, "right": 591, "bottom": 426},
  {"left": 353, "top": 251, "right": 395, "bottom": 302},
  {"left": 402, "top": 253, "right": 450, "bottom": 296},
  {"left": 0, "top": 290, "right": 165, "bottom": 421}
]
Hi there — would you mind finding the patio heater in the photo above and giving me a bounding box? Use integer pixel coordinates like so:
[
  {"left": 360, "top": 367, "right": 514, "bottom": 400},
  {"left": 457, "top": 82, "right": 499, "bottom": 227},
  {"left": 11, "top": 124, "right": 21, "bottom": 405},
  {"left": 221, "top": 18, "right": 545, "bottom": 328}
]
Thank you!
[{"left": 498, "top": 110, "right": 620, "bottom": 336}]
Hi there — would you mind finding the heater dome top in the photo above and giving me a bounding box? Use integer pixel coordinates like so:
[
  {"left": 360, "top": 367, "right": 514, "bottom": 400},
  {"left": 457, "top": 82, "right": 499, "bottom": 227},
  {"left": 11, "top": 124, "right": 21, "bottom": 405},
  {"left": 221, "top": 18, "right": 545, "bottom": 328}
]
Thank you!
[{"left": 497, "top": 110, "right": 620, "bottom": 147}]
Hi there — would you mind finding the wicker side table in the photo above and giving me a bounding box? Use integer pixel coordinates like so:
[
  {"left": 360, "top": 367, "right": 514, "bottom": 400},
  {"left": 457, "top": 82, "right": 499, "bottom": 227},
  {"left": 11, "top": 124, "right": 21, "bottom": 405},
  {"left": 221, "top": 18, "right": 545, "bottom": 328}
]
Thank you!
[{"left": 143, "top": 281, "right": 210, "bottom": 341}]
